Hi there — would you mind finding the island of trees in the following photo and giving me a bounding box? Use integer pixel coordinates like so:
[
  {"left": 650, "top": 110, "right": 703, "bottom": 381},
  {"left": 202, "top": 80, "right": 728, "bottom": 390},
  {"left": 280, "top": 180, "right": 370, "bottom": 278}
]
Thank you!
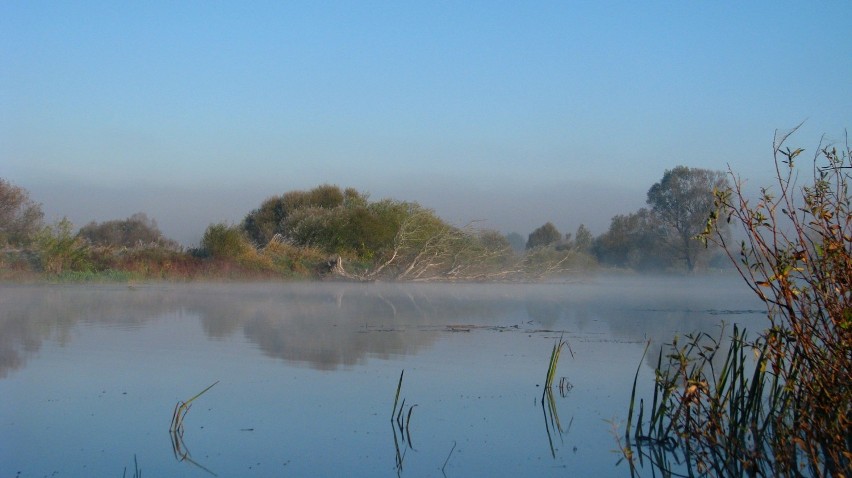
[{"left": 0, "top": 166, "right": 730, "bottom": 281}]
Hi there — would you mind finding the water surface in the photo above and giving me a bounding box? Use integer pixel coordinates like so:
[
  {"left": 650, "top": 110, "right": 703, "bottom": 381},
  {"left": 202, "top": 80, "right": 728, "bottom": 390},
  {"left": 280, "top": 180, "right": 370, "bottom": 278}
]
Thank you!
[{"left": 0, "top": 276, "right": 766, "bottom": 477}]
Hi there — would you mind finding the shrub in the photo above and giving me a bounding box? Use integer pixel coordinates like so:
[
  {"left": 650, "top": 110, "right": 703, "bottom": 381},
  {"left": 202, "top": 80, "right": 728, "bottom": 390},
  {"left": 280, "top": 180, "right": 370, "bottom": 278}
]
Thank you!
[
  {"left": 34, "top": 218, "right": 91, "bottom": 274},
  {"left": 526, "top": 222, "right": 562, "bottom": 250},
  {"left": 625, "top": 130, "right": 851, "bottom": 476},
  {"left": 0, "top": 178, "right": 44, "bottom": 247},
  {"left": 78, "top": 212, "right": 177, "bottom": 249},
  {"left": 200, "top": 223, "right": 250, "bottom": 259}
]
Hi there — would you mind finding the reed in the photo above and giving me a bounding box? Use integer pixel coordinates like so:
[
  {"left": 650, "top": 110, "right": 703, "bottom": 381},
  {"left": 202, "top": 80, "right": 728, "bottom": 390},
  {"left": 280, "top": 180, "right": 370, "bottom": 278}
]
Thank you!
[
  {"left": 543, "top": 333, "right": 572, "bottom": 394},
  {"left": 539, "top": 333, "right": 574, "bottom": 458},
  {"left": 390, "top": 370, "right": 417, "bottom": 473},
  {"left": 122, "top": 454, "right": 141, "bottom": 478},
  {"left": 625, "top": 132, "right": 851, "bottom": 476},
  {"left": 541, "top": 388, "right": 566, "bottom": 458},
  {"left": 169, "top": 380, "right": 219, "bottom": 436},
  {"left": 625, "top": 326, "right": 800, "bottom": 476}
]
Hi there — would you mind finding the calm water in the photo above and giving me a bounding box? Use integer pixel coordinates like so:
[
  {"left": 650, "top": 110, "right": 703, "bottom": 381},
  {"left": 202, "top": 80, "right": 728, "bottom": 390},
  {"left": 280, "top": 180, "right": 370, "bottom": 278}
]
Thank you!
[{"left": 0, "top": 276, "right": 766, "bottom": 477}]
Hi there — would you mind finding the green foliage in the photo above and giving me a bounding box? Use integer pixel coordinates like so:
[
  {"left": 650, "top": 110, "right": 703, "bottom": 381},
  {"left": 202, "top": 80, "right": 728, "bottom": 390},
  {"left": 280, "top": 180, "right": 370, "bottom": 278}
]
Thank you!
[
  {"left": 626, "top": 326, "right": 789, "bottom": 477},
  {"left": 242, "top": 195, "right": 288, "bottom": 246},
  {"left": 50, "top": 268, "right": 135, "bottom": 283},
  {"left": 477, "top": 229, "right": 512, "bottom": 253},
  {"left": 200, "top": 223, "right": 250, "bottom": 259},
  {"left": 709, "top": 133, "right": 851, "bottom": 475},
  {"left": 35, "top": 218, "right": 91, "bottom": 274},
  {"left": 284, "top": 198, "right": 404, "bottom": 257},
  {"left": 647, "top": 166, "right": 729, "bottom": 271},
  {"left": 78, "top": 212, "right": 177, "bottom": 249},
  {"left": 526, "top": 222, "right": 562, "bottom": 250},
  {"left": 593, "top": 208, "right": 669, "bottom": 270},
  {"left": 628, "top": 131, "right": 852, "bottom": 476},
  {"left": 235, "top": 184, "right": 596, "bottom": 280},
  {"left": 242, "top": 184, "right": 364, "bottom": 246},
  {"left": 0, "top": 178, "right": 44, "bottom": 247},
  {"left": 573, "top": 224, "right": 593, "bottom": 253}
]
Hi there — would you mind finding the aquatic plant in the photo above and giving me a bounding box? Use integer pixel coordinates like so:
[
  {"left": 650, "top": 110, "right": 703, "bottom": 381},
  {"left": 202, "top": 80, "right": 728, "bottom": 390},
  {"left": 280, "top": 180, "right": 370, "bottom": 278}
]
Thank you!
[
  {"left": 169, "top": 381, "right": 219, "bottom": 475},
  {"left": 626, "top": 326, "right": 788, "bottom": 476},
  {"left": 122, "top": 454, "right": 141, "bottom": 478},
  {"left": 442, "top": 441, "right": 457, "bottom": 476},
  {"left": 541, "top": 388, "right": 573, "bottom": 459},
  {"left": 390, "top": 370, "right": 417, "bottom": 473},
  {"left": 169, "top": 380, "right": 219, "bottom": 436},
  {"left": 625, "top": 130, "right": 852, "bottom": 476},
  {"left": 542, "top": 333, "right": 573, "bottom": 394},
  {"left": 540, "top": 333, "right": 574, "bottom": 458}
]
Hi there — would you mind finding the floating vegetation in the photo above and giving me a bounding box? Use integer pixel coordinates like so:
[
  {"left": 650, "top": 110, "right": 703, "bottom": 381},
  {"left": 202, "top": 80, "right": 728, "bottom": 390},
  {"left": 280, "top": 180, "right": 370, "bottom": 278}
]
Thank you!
[
  {"left": 390, "top": 370, "right": 417, "bottom": 474},
  {"left": 169, "top": 381, "right": 219, "bottom": 476}
]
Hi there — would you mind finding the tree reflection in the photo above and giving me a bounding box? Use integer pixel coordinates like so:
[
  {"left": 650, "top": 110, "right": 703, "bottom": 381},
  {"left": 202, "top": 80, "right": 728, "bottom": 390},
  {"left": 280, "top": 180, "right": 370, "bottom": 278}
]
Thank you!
[{"left": 0, "top": 277, "right": 764, "bottom": 378}]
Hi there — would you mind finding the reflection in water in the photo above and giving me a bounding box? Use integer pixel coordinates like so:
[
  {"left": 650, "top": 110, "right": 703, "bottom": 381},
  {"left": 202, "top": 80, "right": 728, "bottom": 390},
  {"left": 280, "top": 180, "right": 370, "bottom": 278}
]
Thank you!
[
  {"left": 390, "top": 370, "right": 417, "bottom": 475},
  {"left": 542, "top": 389, "right": 571, "bottom": 458},
  {"left": 0, "top": 276, "right": 770, "bottom": 477},
  {"left": 168, "top": 381, "right": 219, "bottom": 475},
  {"left": 0, "top": 277, "right": 767, "bottom": 379}
]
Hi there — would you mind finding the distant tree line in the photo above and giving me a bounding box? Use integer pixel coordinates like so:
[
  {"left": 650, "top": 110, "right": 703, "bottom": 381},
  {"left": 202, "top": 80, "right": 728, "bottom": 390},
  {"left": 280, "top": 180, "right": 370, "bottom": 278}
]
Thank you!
[
  {"left": 0, "top": 165, "right": 730, "bottom": 280},
  {"left": 592, "top": 166, "right": 729, "bottom": 271}
]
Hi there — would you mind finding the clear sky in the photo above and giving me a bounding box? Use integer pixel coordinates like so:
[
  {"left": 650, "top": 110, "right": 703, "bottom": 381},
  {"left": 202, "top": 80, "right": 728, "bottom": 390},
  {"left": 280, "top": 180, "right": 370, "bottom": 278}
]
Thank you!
[{"left": 2, "top": 1, "right": 850, "bottom": 245}]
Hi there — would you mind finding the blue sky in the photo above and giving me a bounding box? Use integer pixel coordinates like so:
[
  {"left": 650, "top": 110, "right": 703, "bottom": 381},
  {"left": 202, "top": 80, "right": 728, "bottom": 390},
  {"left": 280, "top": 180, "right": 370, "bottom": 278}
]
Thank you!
[{"left": 2, "top": 1, "right": 850, "bottom": 244}]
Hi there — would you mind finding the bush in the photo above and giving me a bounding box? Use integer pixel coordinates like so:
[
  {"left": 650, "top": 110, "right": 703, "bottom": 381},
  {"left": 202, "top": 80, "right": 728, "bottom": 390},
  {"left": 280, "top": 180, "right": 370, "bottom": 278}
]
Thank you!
[
  {"left": 35, "top": 218, "right": 91, "bottom": 274},
  {"left": 708, "top": 133, "right": 851, "bottom": 474},
  {"left": 526, "top": 222, "right": 562, "bottom": 250},
  {"left": 0, "top": 178, "right": 44, "bottom": 247},
  {"left": 625, "top": 130, "right": 851, "bottom": 476},
  {"left": 78, "top": 212, "right": 177, "bottom": 249},
  {"left": 200, "top": 223, "right": 250, "bottom": 259}
]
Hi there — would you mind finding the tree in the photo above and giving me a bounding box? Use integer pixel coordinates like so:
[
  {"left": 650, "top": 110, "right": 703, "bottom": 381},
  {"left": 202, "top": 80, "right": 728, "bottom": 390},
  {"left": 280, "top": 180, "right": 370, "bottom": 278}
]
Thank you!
[
  {"left": 78, "top": 212, "right": 176, "bottom": 249},
  {"left": 35, "top": 218, "right": 91, "bottom": 273},
  {"left": 242, "top": 195, "right": 288, "bottom": 246},
  {"left": 573, "top": 224, "right": 593, "bottom": 253},
  {"left": 200, "top": 223, "right": 250, "bottom": 259},
  {"left": 593, "top": 208, "right": 669, "bottom": 270},
  {"left": 506, "top": 232, "right": 525, "bottom": 252},
  {"left": 629, "top": 130, "right": 852, "bottom": 475},
  {"left": 242, "top": 184, "right": 368, "bottom": 246},
  {"left": 526, "top": 222, "right": 562, "bottom": 250},
  {"left": 647, "top": 166, "right": 729, "bottom": 271},
  {"left": 0, "top": 178, "right": 44, "bottom": 247}
]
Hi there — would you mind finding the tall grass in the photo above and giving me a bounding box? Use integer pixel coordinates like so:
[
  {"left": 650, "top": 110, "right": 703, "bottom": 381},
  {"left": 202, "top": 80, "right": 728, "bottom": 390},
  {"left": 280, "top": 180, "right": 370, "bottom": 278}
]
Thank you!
[
  {"left": 625, "top": 326, "right": 790, "bottom": 476},
  {"left": 625, "top": 131, "right": 851, "bottom": 476},
  {"left": 540, "top": 333, "right": 574, "bottom": 458},
  {"left": 542, "top": 333, "right": 573, "bottom": 395}
]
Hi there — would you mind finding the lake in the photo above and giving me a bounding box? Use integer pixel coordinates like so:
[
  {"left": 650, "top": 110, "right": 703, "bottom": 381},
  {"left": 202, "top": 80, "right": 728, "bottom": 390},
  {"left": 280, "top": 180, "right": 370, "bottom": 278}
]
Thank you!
[{"left": 0, "top": 275, "right": 767, "bottom": 477}]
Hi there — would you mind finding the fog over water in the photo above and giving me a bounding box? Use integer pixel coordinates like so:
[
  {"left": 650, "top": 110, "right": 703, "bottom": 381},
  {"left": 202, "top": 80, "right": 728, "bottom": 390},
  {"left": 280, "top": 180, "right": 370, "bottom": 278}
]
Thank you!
[
  {"left": 0, "top": 275, "right": 765, "bottom": 378},
  {"left": 0, "top": 276, "right": 769, "bottom": 477}
]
